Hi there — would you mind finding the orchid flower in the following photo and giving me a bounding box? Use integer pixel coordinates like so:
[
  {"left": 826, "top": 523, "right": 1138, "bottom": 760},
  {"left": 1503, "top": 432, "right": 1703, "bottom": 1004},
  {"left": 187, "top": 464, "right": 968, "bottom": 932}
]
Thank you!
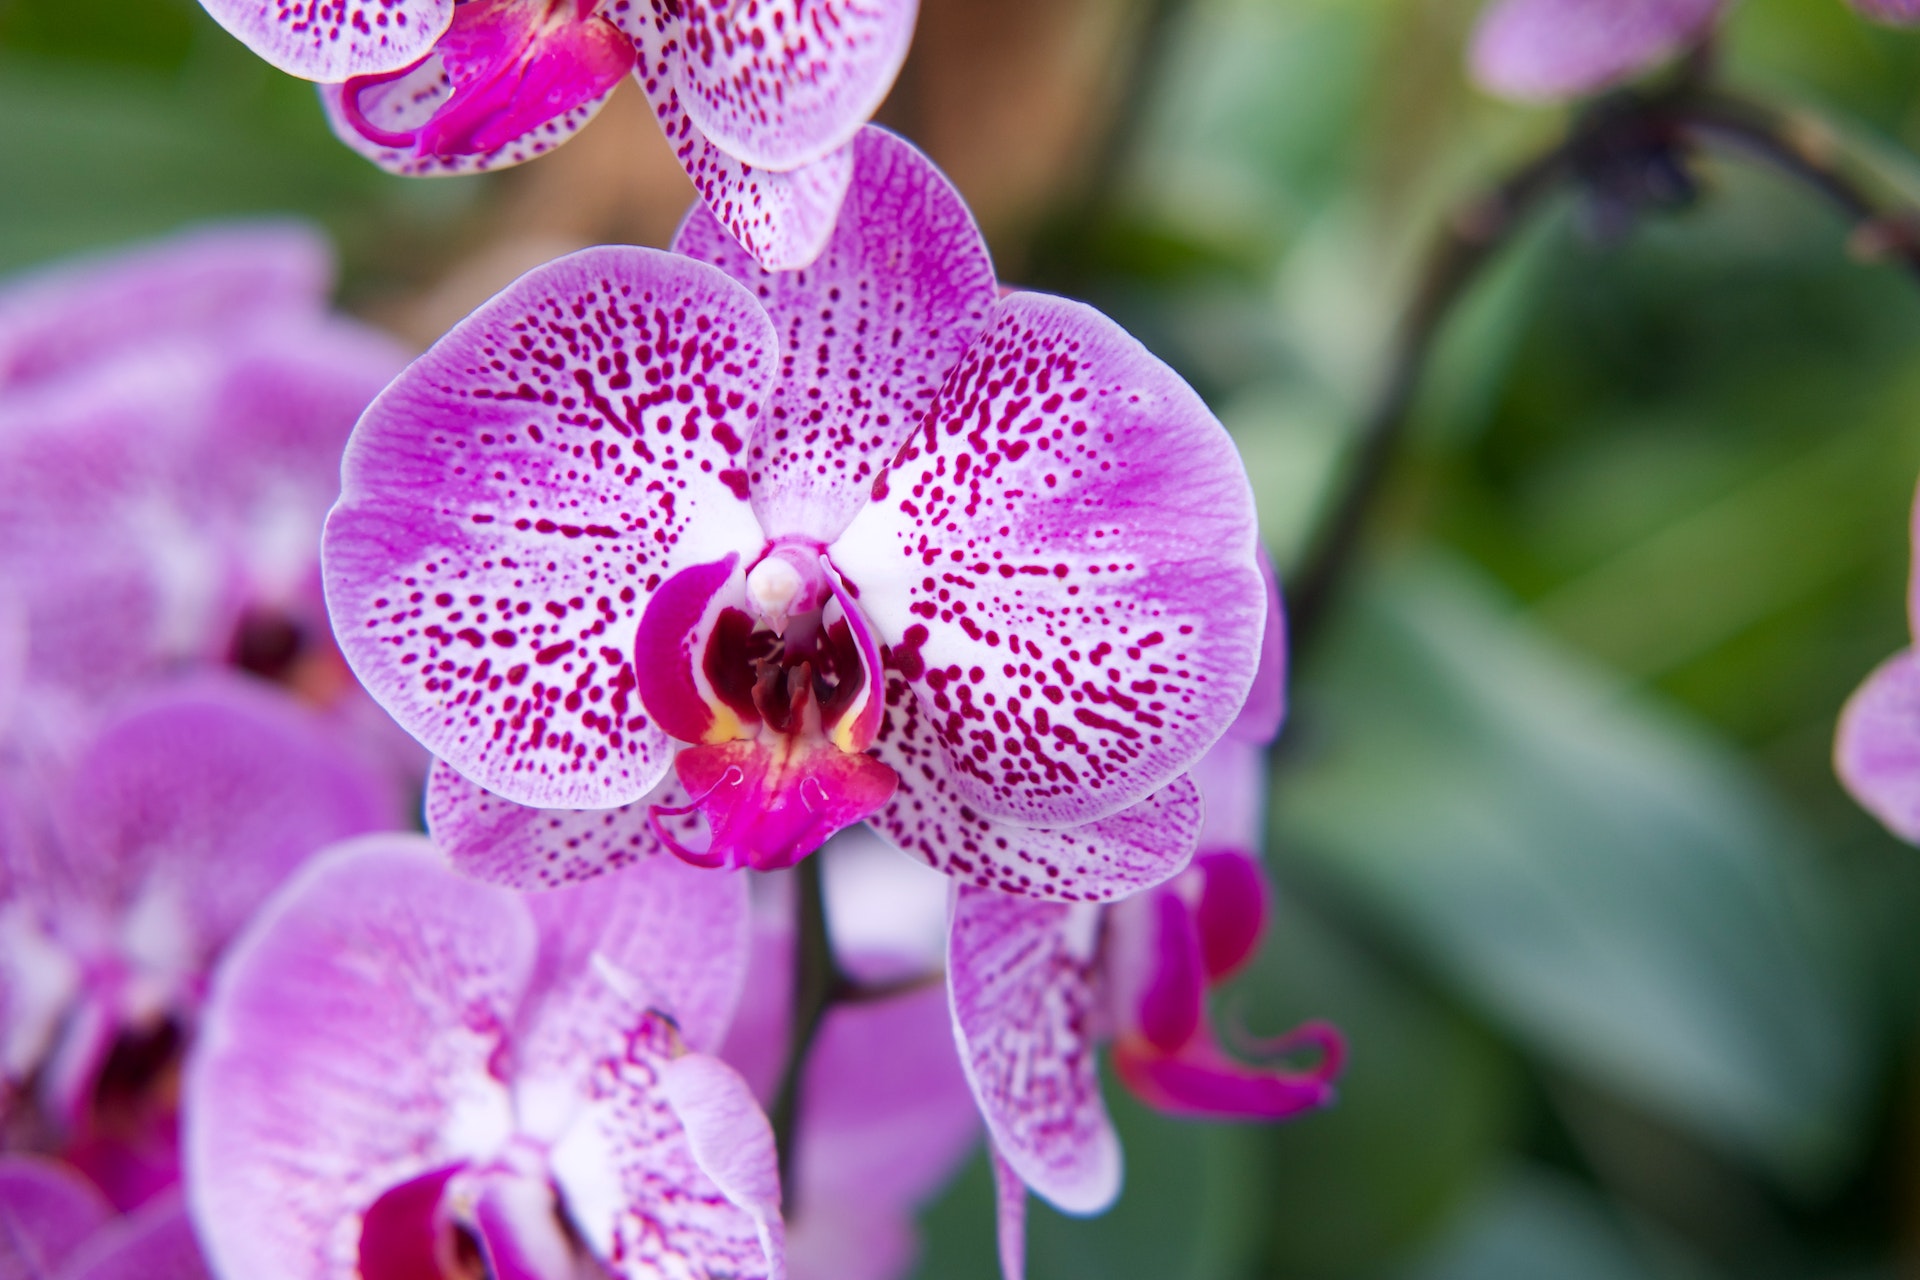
[
  {"left": 0, "top": 677, "right": 396, "bottom": 1210},
  {"left": 945, "top": 565, "right": 1343, "bottom": 1278},
  {"left": 196, "top": 1, "right": 917, "bottom": 271},
  {"left": 1837, "top": 485, "right": 1920, "bottom": 842},
  {"left": 183, "top": 834, "right": 786, "bottom": 1280},
  {"left": 1470, "top": 0, "right": 1918, "bottom": 102},
  {"left": 329, "top": 125, "right": 1266, "bottom": 907},
  {"left": 716, "top": 833, "right": 978, "bottom": 1280},
  {"left": 0, "top": 224, "right": 408, "bottom": 748},
  {"left": 0, "top": 1156, "right": 209, "bottom": 1280}
]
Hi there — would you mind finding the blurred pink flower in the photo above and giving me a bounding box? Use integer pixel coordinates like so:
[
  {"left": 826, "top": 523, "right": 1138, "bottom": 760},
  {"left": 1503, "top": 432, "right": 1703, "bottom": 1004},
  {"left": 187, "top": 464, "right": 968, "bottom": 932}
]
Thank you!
[
  {"left": 0, "top": 1155, "right": 208, "bottom": 1280},
  {"left": 0, "top": 224, "right": 412, "bottom": 774},
  {"left": 1470, "top": 0, "right": 1919, "bottom": 102},
  {"left": 1837, "top": 484, "right": 1920, "bottom": 842},
  {"left": 0, "top": 677, "right": 397, "bottom": 1211}
]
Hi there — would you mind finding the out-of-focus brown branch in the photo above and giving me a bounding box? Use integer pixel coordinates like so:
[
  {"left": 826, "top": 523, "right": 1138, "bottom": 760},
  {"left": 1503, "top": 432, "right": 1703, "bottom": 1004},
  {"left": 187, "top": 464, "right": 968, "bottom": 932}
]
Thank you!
[
  {"left": 1287, "top": 75, "right": 1920, "bottom": 653},
  {"left": 1682, "top": 90, "right": 1920, "bottom": 285}
]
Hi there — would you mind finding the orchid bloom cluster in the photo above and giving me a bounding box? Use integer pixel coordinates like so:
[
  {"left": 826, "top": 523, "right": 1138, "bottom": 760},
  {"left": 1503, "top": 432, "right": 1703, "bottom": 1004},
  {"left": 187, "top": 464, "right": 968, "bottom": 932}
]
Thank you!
[
  {"left": 304, "top": 123, "right": 1342, "bottom": 1277},
  {"left": 0, "top": 228, "right": 429, "bottom": 1274},
  {"left": 196, "top": 0, "right": 917, "bottom": 270},
  {"left": 8, "top": 9, "right": 1351, "bottom": 1276},
  {"left": 1471, "top": 0, "right": 1920, "bottom": 102}
]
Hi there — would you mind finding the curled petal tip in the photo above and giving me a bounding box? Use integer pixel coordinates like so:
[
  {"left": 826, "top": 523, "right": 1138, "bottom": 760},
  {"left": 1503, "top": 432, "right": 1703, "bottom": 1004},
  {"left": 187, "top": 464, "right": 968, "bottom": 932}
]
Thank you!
[{"left": 1116, "top": 1018, "right": 1346, "bottom": 1121}]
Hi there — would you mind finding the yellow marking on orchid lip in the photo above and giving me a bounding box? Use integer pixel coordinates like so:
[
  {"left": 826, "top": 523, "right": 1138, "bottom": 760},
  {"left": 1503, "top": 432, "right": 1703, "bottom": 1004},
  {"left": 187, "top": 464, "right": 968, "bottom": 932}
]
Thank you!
[
  {"left": 699, "top": 701, "right": 745, "bottom": 745},
  {"left": 829, "top": 673, "right": 878, "bottom": 753},
  {"left": 829, "top": 705, "right": 866, "bottom": 754}
]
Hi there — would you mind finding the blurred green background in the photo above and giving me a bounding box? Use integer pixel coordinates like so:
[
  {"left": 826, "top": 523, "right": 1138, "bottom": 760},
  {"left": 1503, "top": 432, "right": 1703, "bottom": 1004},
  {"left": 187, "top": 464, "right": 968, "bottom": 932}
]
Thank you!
[{"left": 9, "top": 0, "right": 1920, "bottom": 1275}]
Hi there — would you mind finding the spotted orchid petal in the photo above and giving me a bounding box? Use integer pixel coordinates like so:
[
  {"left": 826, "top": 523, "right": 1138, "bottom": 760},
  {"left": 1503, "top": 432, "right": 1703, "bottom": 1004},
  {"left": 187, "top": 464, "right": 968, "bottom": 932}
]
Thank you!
[
  {"left": 0, "top": 221, "right": 331, "bottom": 393},
  {"left": 948, "top": 886, "right": 1121, "bottom": 1216},
  {"left": 646, "top": 0, "right": 916, "bottom": 173},
  {"left": 550, "top": 1016, "right": 782, "bottom": 1280},
  {"left": 515, "top": 855, "right": 752, "bottom": 1082},
  {"left": 55, "top": 677, "right": 396, "bottom": 974},
  {"left": 662, "top": 1054, "right": 786, "bottom": 1274},
  {"left": 870, "top": 685, "right": 1203, "bottom": 901},
  {"left": 321, "top": 73, "right": 616, "bottom": 177},
  {"left": 425, "top": 759, "right": 702, "bottom": 890},
  {"left": 634, "top": 20, "right": 854, "bottom": 271},
  {"left": 59, "top": 1195, "right": 211, "bottom": 1280},
  {"left": 0, "top": 1155, "right": 113, "bottom": 1279},
  {"left": 1183, "top": 557, "right": 1282, "bottom": 854},
  {"left": 1835, "top": 649, "right": 1920, "bottom": 843},
  {"left": 833, "top": 290, "right": 1266, "bottom": 828},
  {"left": 323, "top": 246, "right": 776, "bottom": 809},
  {"left": 672, "top": 127, "right": 999, "bottom": 544},
  {"left": 185, "top": 836, "right": 536, "bottom": 1280},
  {"left": 197, "top": 0, "right": 454, "bottom": 81},
  {"left": 1469, "top": 0, "right": 1725, "bottom": 102}
]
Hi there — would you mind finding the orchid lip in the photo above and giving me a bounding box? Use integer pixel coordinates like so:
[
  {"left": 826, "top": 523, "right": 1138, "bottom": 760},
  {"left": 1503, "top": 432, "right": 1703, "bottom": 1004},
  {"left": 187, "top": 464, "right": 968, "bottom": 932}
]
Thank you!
[{"left": 632, "top": 543, "right": 896, "bottom": 869}]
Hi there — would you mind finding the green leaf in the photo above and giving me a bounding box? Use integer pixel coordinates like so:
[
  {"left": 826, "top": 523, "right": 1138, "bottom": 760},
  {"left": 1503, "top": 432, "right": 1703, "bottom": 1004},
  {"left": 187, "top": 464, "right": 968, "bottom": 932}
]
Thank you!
[
  {"left": 1275, "top": 553, "right": 1866, "bottom": 1185},
  {"left": 1404, "top": 1169, "right": 1655, "bottom": 1280}
]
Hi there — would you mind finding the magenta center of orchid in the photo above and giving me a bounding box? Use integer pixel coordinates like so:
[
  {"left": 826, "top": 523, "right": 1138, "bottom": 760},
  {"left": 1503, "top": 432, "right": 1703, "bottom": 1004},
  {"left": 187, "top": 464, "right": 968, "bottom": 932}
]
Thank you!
[{"left": 637, "top": 544, "right": 898, "bottom": 873}]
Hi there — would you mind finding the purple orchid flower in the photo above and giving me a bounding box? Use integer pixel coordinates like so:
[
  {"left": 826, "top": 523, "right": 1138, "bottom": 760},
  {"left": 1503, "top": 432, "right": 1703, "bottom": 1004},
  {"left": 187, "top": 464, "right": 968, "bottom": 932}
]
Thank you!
[
  {"left": 1836, "top": 487, "right": 1920, "bottom": 842},
  {"left": 329, "top": 125, "right": 1266, "bottom": 906},
  {"left": 0, "top": 1155, "right": 209, "bottom": 1280},
  {"left": 196, "top": 1, "right": 917, "bottom": 271},
  {"left": 1470, "top": 0, "right": 1919, "bottom": 102},
  {"left": 0, "top": 676, "right": 397, "bottom": 1211},
  {"left": 0, "top": 224, "right": 409, "bottom": 750},
  {"left": 182, "top": 833, "right": 789, "bottom": 1280},
  {"left": 945, "top": 565, "right": 1343, "bottom": 1276}
]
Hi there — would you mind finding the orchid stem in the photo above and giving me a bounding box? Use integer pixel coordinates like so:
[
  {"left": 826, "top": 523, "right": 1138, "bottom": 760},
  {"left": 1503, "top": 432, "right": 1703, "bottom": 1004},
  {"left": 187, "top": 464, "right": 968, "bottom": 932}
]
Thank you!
[
  {"left": 1682, "top": 90, "right": 1920, "bottom": 286},
  {"left": 769, "top": 853, "right": 846, "bottom": 1205},
  {"left": 1287, "top": 71, "right": 1920, "bottom": 654}
]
